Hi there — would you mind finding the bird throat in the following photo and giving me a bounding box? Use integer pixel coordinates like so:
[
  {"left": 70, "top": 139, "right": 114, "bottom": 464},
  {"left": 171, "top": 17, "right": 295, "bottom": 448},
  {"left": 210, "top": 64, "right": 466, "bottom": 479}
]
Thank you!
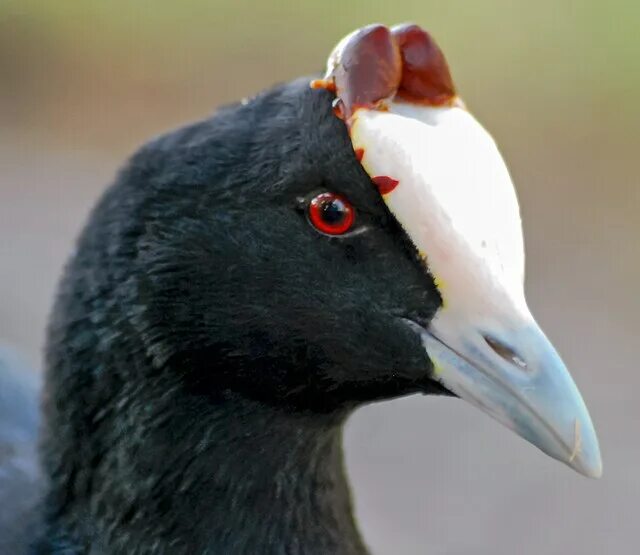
[
  {"left": 42, "top": 392, "right": 368, "bottom": 555},
  {"left": 184, "top": 396, "right": 368, "bottom": 555}
]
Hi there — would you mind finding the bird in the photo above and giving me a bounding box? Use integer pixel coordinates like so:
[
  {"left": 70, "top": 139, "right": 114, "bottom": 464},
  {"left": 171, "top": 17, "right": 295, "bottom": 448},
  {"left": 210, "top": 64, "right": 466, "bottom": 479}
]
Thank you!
[{"left": 0, "top": 23, "right": 601, "bottom": 555}]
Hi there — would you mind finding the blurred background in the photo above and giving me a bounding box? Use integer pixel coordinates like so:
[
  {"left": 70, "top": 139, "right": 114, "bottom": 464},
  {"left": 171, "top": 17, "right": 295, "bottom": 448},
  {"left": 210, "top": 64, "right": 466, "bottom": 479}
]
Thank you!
[{"left": 1, "top": 1, "right": 638, "bottom": 553}]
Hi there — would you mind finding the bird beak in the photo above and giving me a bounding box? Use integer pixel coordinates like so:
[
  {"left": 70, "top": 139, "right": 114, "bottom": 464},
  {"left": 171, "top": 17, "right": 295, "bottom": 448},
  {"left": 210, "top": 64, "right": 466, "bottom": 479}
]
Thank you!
[
  {"left": 315, "top": 22, "right": 602, "bottom": 477},
  {"left": 412, "top": 313, "right": 602, "bottom": 478},
  {"left": 357, "top": 102, "right": 603, "bottom": 477}
]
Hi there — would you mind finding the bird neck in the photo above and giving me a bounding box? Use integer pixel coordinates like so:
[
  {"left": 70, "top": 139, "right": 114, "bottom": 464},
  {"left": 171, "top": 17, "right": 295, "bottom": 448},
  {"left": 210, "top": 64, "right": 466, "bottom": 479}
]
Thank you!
[
  {"left": 43, "top": 392, "right": 368, "bottom": 555},
  {"left": 181, "top": 397, "right": 368, "bottom": 555}
]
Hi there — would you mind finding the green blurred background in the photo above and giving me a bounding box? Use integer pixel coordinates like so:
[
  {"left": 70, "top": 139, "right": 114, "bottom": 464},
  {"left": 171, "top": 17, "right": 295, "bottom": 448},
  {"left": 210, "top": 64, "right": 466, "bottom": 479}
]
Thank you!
[{"left": 1, "top": 1, "right": 638, "bottom": 553}]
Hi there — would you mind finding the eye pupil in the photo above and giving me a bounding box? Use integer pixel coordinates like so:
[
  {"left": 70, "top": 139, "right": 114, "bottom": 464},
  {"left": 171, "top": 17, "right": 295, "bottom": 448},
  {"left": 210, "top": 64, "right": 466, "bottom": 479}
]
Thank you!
[
  {"left": 320, "top": 198, "right": 347, "bottom": 224},
  {"left": 308, "top": 193, "right": 355, "bottom": 235}
]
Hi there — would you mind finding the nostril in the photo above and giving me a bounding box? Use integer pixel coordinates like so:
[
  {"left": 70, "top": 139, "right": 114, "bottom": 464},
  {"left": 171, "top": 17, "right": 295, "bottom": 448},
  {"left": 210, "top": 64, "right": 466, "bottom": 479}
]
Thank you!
[{"left": 483, "top": 335, "right": 528, "bottom": 371}]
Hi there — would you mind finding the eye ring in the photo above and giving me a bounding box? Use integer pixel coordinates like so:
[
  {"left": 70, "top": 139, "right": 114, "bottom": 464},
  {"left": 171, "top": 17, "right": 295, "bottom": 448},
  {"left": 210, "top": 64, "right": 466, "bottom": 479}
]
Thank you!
[{"left": 308, "top": 193, "right": 355, "bottom": 235}]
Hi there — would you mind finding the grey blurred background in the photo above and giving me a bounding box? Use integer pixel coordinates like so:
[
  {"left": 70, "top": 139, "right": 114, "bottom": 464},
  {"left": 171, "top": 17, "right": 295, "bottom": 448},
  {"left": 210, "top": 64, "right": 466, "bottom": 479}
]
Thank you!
[{"left": 1, "top": 1, "right": 638, "bottom": 553}]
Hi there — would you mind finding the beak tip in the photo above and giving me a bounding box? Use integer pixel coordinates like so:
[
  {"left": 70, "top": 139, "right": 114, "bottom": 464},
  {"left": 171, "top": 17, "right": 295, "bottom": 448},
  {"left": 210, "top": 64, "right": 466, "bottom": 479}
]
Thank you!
[
  {"left": 563, "top": 421, "right": 602, "bottom": 479},
  {"left": 573, "top": 460, "right": 603, "bottom": 480},
  {"left": 588, "top": 463, "right": 603, "bottom": 480},
  {"left": 570, "top": 448, "right": 603, "bottom": 479}
]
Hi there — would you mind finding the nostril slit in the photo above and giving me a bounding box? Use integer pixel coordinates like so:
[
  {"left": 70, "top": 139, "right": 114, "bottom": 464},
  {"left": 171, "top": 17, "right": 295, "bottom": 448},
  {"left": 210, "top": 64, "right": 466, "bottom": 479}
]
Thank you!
[{"left": 483, "top": 335, "right": 528, "bottom": 371}]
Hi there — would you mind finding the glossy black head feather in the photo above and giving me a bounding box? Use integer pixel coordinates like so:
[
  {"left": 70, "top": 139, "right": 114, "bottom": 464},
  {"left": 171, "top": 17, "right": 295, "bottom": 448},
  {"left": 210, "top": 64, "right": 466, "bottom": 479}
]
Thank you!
[{"left": 38, "top": 78, "right": 445, "bottom": 553}]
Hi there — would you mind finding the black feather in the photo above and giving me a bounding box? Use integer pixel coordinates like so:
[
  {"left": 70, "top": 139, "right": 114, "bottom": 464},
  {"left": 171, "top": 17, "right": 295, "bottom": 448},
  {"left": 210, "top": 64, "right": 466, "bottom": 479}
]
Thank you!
[{"left": 15, "top": 78, "right": 446, "bottom": 554}]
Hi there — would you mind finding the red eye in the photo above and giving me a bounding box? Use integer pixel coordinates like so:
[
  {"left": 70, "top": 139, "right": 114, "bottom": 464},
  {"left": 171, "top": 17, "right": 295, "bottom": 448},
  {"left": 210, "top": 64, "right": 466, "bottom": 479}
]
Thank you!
[{"left": 308, "top": 193, "right": 355, "bottom": 235}]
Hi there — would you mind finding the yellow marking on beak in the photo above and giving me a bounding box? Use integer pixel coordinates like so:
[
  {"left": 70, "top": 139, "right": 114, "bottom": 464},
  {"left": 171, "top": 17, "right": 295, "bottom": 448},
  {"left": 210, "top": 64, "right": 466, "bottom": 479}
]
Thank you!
[
  {"left": 433, "top": 276, "right": 447, "bottom": 308},
  {"left": 431, "top": 360, "right": 444, "bottom": 377},
  {"left": 569, "top": 419, "right": 582, "bottom": 463}
]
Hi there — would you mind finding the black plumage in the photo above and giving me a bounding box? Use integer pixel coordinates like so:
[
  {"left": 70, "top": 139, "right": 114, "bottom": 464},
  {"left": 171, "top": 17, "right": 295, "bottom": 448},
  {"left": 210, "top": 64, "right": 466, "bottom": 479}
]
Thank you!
[{"left": 3, "top": 78, "right": 450, "bottom": 554}]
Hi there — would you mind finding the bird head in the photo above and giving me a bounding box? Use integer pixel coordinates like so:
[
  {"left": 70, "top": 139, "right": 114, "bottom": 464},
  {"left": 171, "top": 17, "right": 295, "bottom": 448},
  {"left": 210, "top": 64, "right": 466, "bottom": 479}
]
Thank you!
[{"left": 58, "top": 23, "right": 601, "bottom": 481}]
